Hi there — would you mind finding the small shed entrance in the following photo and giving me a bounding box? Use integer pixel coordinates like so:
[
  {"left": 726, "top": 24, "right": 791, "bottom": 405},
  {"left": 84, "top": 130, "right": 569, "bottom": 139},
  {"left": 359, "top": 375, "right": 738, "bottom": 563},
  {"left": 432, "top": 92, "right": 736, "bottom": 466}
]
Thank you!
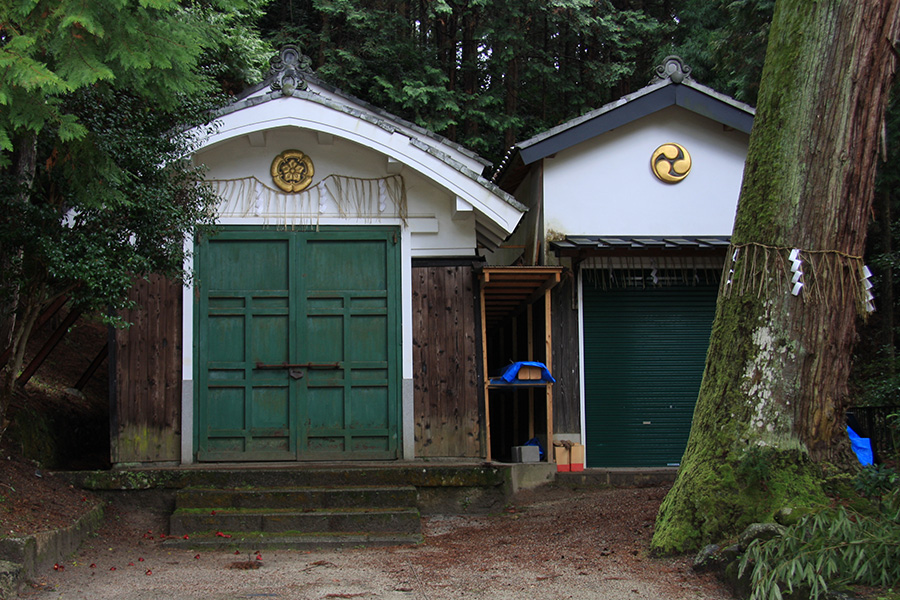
[
  {"left": 195, "top": 226, "right": 401, "bottom": 461},
  {"left": 479, "top": 267, "right": 562, "bottom": 462}
]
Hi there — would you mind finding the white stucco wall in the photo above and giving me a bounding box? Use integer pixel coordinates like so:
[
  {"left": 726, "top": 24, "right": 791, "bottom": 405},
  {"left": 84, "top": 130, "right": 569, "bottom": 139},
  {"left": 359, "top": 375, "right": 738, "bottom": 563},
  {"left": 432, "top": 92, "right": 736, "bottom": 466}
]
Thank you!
[
  {"left": 542, "top": 106, "right": 749, "bottom": 238},
  {"left": 193, "top": 127, "right": 478, "bottom": 257}
]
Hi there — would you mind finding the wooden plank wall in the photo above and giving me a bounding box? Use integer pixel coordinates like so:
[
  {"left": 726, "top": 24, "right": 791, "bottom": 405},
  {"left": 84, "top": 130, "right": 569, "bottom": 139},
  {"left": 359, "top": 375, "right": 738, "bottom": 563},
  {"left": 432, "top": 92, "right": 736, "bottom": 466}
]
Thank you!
[
  {"left": 551, "top": 270, "right": 581, "bottom": 434},
  {"left": 412, "top": 262, "right": 483, "bottom": 457},
  {"left": 112, "top": 274, "right": 183, "bottom": 464}
]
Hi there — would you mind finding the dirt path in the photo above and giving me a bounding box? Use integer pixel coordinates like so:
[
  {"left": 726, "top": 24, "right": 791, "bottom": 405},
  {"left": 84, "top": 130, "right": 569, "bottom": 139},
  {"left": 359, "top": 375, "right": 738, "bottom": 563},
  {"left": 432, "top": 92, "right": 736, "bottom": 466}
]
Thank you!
[{"left": 17, "top": 485, "right": 732, "bottom": 600}]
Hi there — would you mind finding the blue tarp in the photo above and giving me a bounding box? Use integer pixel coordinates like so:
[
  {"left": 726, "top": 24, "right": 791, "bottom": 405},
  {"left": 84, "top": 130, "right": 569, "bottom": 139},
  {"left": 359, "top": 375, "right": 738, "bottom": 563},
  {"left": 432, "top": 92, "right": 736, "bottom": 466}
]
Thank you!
[
  {"left": 848, "top": 426, "right": 874, "bottom": 466},
  {"left": 495, "top": 361, "right": 556, "bottom": 384}
]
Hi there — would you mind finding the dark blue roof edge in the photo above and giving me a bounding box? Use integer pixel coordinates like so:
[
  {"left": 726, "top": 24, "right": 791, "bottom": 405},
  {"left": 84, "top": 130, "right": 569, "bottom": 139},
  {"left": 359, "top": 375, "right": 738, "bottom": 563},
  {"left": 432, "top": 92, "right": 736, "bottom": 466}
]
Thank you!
[
  {"left": 519, "top": 87, "right": 675, "bottom": 165},
  {"left": 517, "top": 84, "right": 753, "bottom": 167},
  {"left": 676, "top": 86, "right": 754, "bottom": 135}
]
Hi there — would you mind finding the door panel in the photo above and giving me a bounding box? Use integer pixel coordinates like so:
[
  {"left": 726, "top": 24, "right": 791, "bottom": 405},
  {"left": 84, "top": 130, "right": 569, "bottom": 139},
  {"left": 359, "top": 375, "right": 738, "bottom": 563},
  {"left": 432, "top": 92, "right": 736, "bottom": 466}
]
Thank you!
[
  {"left": 300, "top": 238, "right": 396, "bottom": 459},
  {"left": 197, "top": 228, "right": 399, "bottom": 461}
]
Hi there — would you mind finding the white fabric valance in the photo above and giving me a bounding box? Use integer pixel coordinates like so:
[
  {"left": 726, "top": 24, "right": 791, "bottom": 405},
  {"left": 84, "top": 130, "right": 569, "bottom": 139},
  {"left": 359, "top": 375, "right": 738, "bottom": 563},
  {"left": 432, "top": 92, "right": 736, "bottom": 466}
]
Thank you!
[{"left": 207, "top": 174, "right": 407, "bottom": 226}]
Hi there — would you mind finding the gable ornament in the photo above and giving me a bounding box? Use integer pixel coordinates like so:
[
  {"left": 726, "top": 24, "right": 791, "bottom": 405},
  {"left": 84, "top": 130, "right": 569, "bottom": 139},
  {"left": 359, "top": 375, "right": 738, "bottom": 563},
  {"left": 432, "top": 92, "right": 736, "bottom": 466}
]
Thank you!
[
  {"left": 271, "top": 149, "right": 315, "bottom": 192},
  {"left": 652, "top": 56, "right": 692, "bottom": 85},
  {"left": 651, "top": 143, "right": 692, "bottom": 183},
  {"left": 269, "top": 44, "right": 314, "bottom": 96}
]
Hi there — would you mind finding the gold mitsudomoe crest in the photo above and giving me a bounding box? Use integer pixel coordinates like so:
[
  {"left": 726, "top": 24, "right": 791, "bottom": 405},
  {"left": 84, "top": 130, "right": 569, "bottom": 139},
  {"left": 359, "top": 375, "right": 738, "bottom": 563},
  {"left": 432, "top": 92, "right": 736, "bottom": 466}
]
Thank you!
[
  {"left": 651, "top": 143, "right": 691, "bottom": 183},
  {"left": 271, "top": 150, "right": 315, "bottom": 192}
]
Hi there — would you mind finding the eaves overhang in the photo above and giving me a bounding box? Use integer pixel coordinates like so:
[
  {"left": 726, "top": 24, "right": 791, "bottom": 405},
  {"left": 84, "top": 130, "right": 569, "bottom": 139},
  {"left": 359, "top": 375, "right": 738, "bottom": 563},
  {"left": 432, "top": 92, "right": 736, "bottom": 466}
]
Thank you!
[
  {"left": 550, "top": 235, "right": 732, "bottom": 259},
  {"left": 518, "top": 84, "right": 753, "bottom": 167}
]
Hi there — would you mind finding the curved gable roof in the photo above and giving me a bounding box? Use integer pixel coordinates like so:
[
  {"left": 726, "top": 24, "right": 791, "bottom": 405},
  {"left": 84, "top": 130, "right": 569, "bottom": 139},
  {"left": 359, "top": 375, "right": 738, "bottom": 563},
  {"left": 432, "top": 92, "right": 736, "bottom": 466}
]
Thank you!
[{"left": 193, "top": 46, "right": 525, "bottom": 250}]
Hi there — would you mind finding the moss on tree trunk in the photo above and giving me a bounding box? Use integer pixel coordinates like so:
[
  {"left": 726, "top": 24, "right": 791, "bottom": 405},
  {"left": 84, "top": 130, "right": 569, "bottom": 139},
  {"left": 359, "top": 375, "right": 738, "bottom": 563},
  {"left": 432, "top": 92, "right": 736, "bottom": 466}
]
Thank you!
[{"left": 651, "top": 0, "right": 900, "bottom": 554}]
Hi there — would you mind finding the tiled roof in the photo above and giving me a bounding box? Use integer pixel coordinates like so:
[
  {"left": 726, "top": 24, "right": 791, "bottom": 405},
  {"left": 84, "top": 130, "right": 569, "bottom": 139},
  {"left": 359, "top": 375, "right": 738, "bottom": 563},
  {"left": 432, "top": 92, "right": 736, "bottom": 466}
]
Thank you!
[{"left": 550, "top": 235, "right": 731, "bottom": 255}]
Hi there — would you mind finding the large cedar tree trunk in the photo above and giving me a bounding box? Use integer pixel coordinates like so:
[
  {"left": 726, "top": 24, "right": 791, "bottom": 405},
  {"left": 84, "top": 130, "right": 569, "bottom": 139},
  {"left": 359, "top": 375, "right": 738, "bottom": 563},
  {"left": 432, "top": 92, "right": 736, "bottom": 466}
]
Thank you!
[{"left": 651, "top": 0, "right": 900, "bottom": 553}]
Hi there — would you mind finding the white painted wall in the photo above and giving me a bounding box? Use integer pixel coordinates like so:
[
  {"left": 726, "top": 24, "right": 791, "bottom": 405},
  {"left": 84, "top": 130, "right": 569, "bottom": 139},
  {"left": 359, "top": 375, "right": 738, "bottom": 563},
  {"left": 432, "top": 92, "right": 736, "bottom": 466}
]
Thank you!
[
  {"left": 542, "top": 106, "right": 749, "bottom": 239},
  {"left": 194, "top": 94, "right": 524, "bottom": 238},
  {"left": 194, "top": 127, "right": 478, "bottom": 257}
]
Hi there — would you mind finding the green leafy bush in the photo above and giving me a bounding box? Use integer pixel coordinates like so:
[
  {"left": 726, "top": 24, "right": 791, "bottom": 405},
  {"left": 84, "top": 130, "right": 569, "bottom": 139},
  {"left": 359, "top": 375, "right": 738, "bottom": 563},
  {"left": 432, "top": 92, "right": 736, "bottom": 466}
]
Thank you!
[
  {"left": 855, "top": 464, "right": 900, "bottom": 498},
  {"left": 739, "top": 494, "right": 900, "bottom": 600}
]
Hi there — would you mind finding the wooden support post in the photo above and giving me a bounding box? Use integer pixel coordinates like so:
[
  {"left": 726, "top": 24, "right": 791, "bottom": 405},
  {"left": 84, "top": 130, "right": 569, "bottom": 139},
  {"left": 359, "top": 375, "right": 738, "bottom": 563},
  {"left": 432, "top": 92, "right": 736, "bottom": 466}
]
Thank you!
[
  {"left": 17, "top": 307, "right": 83, "bottom": 386},
  {"left": 545, "top": 288, "right": 554, "bottom": 454},
  {"left": 74, "top": 342, "right": 109, "bottom": 391},
  {"left": 526, "top": 304, "right": 534, "bottom": 440},
  {"left": 480, "top": 278, "right": 491, "bottom": 462}
]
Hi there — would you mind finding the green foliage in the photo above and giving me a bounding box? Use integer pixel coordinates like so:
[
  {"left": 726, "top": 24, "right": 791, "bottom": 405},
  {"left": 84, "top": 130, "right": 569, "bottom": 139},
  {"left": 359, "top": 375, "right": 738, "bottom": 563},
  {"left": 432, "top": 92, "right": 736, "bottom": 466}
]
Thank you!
[
  {"left": 0, "top": 0, "right": 270, "bottom": 434},
  {"left": 855, "top": 464, "right": 900, "bottom": 499},
  {"left": 0, "top": 0, "right": 268, "bottom": 309},
  {"left": 1, "top": 87, "right": 221, "bottom": 315},
  {"left": 668, "top": 0, "right": 774, "bottom": 105},
  {"left": 258, "top": 0, "right": 673, "bottom": 164},
  {"left": 739, "top": 497, "right": 900, "bottom": 600},
  {"left": 0, "top": 1, "right": 271, "bottom": 164}
]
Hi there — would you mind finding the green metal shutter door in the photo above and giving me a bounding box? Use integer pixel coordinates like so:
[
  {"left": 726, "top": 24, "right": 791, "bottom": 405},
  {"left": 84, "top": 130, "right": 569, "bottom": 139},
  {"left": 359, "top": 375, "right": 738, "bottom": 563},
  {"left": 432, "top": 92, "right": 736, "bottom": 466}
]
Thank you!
[{"left": 583, "top": 283, "right": 718, "bottom": 467}]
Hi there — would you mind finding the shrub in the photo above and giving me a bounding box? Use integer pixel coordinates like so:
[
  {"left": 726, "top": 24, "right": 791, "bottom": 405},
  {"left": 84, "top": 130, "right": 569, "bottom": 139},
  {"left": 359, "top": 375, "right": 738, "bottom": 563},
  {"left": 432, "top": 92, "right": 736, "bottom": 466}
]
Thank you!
[
  {"left": 739, "top": 492, "right": 900, "bottom": 600},
  {"left": 855, "top": 464, "right": 900, "bottom": 498}
]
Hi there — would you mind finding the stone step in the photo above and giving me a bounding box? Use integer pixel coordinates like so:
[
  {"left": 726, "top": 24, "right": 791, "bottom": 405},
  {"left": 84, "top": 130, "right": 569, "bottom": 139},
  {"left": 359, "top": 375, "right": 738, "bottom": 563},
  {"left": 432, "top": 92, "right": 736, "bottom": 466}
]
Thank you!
[
  {"left": 169, "top": 483, "right": 423, "bottom": 549},
  {"left": 162, "top": 531, "right": 424, "bottom": 551},
  {"left": 175, "top": 485, "right": 418, "bottom": 511},
  {"left": 169, "top": 506, "right": 422, "bottom": 536}
]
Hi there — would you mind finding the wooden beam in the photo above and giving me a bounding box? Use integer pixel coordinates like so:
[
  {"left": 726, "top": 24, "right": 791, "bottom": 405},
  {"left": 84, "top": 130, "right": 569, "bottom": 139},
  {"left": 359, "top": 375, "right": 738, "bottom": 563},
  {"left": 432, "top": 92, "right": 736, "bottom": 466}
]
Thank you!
[
  {"left": 480, "top": 278, "right": 491, "bottom": 462},
  {"left": 0, "top": 295, "right": 68, "bottom": 368},
  {"left": 545, "top": 288, "right": 554, "bottom": 457},
  {"left": 18, "top": 306, "right": 83, "bottom": 386},
  {"left": 74, "top": 342, "right": 108, "bottom": 391}
]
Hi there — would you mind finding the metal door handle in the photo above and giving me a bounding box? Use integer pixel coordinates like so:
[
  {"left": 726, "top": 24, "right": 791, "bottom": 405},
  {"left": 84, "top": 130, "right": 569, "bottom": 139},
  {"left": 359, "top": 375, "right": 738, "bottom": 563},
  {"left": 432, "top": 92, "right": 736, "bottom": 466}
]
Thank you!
[{"left": 255, "top": 362, "right": 341, "bottom": 370}]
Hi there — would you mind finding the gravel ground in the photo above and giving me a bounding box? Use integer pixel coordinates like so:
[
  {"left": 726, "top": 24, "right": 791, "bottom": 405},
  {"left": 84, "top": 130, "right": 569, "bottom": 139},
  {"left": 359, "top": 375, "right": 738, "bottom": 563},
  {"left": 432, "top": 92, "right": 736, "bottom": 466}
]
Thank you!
[{"left": 17, "top": 485, "right": 733, "bottom": 600}]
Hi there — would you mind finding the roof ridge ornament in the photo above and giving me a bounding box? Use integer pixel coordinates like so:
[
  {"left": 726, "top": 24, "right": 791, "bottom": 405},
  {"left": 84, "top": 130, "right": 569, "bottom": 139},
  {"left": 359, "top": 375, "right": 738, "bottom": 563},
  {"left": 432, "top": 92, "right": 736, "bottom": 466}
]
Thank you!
[
  {"left": 269, "top": 44, "right": 314, "bottom": 96},
  {"left": 653, "top": 56, "right": 692, "bottom": 84}
]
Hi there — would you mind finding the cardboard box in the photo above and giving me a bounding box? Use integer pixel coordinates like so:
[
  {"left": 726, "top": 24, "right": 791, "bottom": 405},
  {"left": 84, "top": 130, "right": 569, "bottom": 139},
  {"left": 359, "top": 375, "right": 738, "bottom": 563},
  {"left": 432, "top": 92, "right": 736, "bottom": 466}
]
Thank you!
[
  {"left": 554, "top": 445, "right": 570, "bottom": 472},
  {"left": 569, "top": 444, "right": 585, "bottom": 472},
  {"left": 517, "top": 365, "right": 542, "bottom": 380},
  {"left": 512, "top": 445, "right": 540, "bottom": 463}
]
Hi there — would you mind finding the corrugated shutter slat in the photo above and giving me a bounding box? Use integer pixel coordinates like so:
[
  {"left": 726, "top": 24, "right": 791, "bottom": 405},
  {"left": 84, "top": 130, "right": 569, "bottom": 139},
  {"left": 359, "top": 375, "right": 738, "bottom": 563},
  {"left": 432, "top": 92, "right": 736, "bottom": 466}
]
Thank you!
[{"left": 583, "top": 284, "right": 718, "bottom": 467}]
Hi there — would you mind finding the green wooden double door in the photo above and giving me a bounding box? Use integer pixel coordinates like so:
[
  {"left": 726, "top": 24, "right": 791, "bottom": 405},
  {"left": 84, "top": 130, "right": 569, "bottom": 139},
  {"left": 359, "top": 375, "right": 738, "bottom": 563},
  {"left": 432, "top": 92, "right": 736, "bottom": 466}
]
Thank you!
[{"left": 195, "top": 227, "right": 401, "bottom": 461}]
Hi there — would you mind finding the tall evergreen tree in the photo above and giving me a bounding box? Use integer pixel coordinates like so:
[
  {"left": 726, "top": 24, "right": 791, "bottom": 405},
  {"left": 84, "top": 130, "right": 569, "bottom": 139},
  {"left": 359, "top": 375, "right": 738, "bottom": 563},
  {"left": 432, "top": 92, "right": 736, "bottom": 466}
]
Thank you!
[
  {"left": 667, "top": 0, "right": 774, "bottom": 105},
  {"left": 258, "top": 0, "right": 671, "bottom": 163},
  {"left": 0, "top": 0, "right": 270, "bottom": 438},
  {"left": 652, "top": 0, "right": 900, "bottom": 552}
]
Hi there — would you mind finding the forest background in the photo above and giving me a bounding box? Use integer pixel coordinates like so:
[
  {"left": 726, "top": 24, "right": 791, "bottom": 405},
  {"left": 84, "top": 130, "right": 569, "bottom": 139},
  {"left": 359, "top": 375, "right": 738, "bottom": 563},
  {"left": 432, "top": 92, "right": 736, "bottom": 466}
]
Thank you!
[
  {"left": 3, "top": 0, "right": 895, "bottom": 454},
  {"left": 253, "top": 0, "right": 896, "bottom": 409},
  {"left": 2, "top": 3, "right": 898, "bottom": 595}
]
